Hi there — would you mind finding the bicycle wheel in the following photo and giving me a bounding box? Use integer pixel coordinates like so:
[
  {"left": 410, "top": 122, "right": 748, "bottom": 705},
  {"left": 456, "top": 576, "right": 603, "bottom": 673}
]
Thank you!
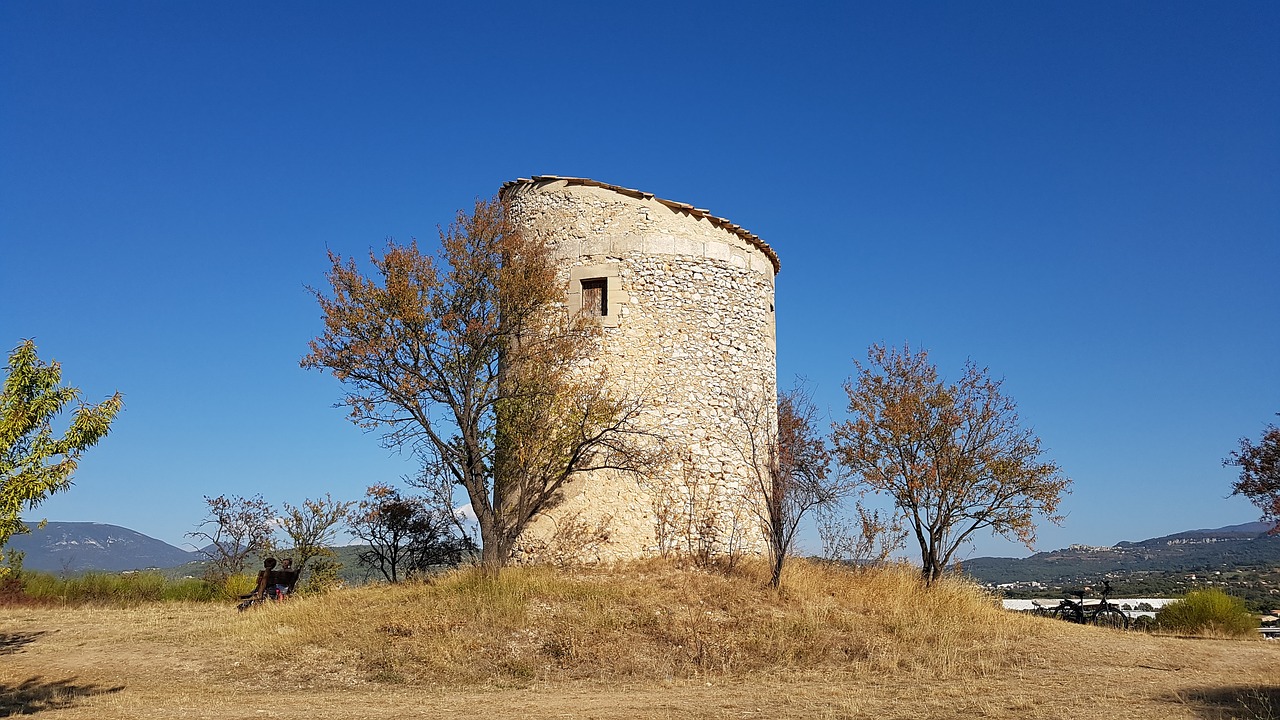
[
  {"left": 1091, "top": 607, "right": 1129, "bottom": 630},
  {"left": 1060, "top": 602, "right": 1085, "bottom": 624}
]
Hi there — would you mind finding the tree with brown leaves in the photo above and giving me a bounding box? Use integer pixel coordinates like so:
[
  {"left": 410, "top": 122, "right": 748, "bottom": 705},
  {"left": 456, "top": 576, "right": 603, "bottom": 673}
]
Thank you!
[
  {"left": 832, "top": 344, "right": 1070, "bottom": 583},
  {"left": 1225, "top": 415, "right": 1280, "bottom": 533},
  {"left": 303, "top": 198, "right": 651, "bottom": 570}
]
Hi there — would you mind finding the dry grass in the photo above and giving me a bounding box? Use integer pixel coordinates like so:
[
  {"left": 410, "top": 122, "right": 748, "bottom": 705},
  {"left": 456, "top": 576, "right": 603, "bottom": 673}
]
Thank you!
[
  {"left": 2, "top": 558, "right": 1277, "bottom": 719},
  {"left": 216, "top": 559, "right": 1048, "bottom": 685}
]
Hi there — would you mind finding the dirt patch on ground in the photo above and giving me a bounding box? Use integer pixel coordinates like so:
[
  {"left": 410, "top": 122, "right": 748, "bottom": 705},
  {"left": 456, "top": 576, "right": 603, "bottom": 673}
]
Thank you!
[{"left": 2, "top": 603, "right": 1277, "bottom": 719}]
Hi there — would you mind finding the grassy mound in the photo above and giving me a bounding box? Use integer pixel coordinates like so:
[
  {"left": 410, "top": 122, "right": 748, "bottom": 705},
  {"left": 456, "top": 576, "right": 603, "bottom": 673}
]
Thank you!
[{"left": 221, "top": 558, "right": 1055, "bottom": 685}]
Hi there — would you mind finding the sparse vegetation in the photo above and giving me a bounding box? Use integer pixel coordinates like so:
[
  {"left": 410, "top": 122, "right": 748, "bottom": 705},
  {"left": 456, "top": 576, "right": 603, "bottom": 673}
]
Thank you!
[
  {"left": 1154, "top": 588, "right": 1259, "bottom": 637},
  {"left": 278, "top": 493, "right": 354, "bottom": 574},
  {"left": 186, "top": 493, "right": 276, "bottom": 585}
]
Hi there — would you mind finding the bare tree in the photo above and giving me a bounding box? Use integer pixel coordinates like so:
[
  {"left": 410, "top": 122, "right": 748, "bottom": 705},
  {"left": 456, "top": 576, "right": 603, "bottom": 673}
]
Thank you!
[
  {"left": 278, "top": 493, "right": 354, "bottom": 575},
  {"left": 187, "top": 494, "right": 275, "bottom": 585},
  {"left": 643, "top": 446, "right": 753, "bottom": 570},
  {"left": 729, "top": 381, "right": 854, "bottom": 587},
  {"left": 815, "top": 501, "right": 906, "bottom": 568},
  {"left": 832, "top": 344, "right": 1070, "bottom": 584},
  {"left": 303, "top": 198, "right": 652, "bottom": 570}
]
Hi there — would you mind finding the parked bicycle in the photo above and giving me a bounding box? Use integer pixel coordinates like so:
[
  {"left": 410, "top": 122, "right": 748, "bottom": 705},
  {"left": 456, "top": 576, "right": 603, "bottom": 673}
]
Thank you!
[{"left": 1032, "top": 580, "right": 1129, "bottom": 629}]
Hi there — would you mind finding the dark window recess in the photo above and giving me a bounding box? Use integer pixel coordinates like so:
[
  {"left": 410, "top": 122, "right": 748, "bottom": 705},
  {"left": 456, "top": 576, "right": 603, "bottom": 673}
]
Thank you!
[{"left": 581, "top": 278, "right": 608, "bottom": 317}]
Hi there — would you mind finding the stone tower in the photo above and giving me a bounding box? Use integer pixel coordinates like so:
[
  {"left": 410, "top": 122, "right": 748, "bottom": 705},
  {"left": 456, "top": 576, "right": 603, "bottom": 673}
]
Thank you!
[{"left": 500, "top": 176, "right": 780, "bottom": 562}]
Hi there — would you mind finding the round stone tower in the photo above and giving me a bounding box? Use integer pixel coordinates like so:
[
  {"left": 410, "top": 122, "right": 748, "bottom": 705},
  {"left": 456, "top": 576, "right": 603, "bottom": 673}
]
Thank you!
[{"left": 500, "top": 176, "right": 780, "bottom": 562}]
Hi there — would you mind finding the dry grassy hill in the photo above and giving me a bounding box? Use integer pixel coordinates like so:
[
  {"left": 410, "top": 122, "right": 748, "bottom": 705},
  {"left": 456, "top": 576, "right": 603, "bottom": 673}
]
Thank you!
[{"left": 2, "top": 559, "right": 1277, "bottom": 719}]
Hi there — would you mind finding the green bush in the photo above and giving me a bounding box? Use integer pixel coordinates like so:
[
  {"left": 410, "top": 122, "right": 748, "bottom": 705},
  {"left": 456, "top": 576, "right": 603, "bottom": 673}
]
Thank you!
[
  {"left": 17, "top": 570, "right": 221, "bottom": 605},
  {"left": 1154, "top": 589, "right": 1258, "bottom": 637}
]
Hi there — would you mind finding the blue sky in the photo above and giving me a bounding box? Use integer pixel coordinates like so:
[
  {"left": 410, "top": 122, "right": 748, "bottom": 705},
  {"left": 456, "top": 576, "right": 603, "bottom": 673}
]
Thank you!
[{"left": 2, "top": 2, "right": 1276, "bottom": 559}]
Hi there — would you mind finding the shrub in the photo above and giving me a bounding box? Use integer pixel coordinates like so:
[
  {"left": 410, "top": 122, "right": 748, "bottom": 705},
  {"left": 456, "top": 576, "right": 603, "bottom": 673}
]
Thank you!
[
  {"left": 1154, "top": 589, "right": 1257, "bottom": 637},
  {"left": 222, "top": 573, "right": 257, "bottom": 599},
  {"left": 299, "top": 558, "right": 342, "bottom": 594}
]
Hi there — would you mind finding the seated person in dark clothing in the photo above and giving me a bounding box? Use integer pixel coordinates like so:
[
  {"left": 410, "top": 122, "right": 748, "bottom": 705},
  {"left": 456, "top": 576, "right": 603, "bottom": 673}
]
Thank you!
[
  {"left": 243, "top": 557, "right": 278, "bottom": 600},
  {"left": 273, "top": 558, "right": 300, "bottom": 598}
]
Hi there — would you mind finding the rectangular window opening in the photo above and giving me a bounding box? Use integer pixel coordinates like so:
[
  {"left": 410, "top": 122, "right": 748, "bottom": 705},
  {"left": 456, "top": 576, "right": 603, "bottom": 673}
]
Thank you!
[{"left": 580, "top": 278, "right": 608, "bottom": 317}]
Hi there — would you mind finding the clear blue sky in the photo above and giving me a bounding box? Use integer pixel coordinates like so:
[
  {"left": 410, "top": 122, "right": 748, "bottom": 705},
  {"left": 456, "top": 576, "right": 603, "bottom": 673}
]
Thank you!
[{"left": 2, "top": 2, "right": 1276, "bottom": 559}]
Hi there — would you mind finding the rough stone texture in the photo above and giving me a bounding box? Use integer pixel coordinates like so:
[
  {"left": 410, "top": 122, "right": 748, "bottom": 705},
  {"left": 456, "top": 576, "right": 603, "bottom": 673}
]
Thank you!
[{"left": 501, "top": 177, "right": 779, "bottom": 562}]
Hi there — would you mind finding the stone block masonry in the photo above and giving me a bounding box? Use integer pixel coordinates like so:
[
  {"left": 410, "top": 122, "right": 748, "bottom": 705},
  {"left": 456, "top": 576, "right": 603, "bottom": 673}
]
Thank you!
[{"left": 501, "top": 177, "right": 780, "bottom": 562}]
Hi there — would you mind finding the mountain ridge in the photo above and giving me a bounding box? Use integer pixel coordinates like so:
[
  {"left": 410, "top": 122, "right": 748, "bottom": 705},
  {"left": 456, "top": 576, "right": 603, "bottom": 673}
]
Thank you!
[
  {"left": 6, "top": 519, "right": 1276, "bottom": 577},
  {"left": 5, "top": 521, "right": 196, "bottom": 572},
  {"left": 960, "top": 520, "right": 1280, "bottom": 585}
]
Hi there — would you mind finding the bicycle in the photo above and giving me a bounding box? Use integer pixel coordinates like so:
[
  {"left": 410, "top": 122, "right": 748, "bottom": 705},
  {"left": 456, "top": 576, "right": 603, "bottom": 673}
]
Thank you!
[{"left": 1032, "top": 580, "right": 1129, "bottom": 629}]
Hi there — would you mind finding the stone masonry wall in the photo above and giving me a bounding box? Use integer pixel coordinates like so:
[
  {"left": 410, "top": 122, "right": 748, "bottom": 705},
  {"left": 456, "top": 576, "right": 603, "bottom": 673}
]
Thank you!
[{"left": 501, "top": 177, "right": 779, "bottom": 562}]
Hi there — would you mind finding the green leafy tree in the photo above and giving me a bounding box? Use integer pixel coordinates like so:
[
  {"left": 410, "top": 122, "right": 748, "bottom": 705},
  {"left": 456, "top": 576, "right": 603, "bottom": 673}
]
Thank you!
[
  {"left": 832, "top": 344, "right": 1070, "bottom": 584},
  {"left": 1, "top": 340, "right": 122, "bottom": 553},
  {"left": 1224, "top": 415, "right": 1280, "bottom": 532}
]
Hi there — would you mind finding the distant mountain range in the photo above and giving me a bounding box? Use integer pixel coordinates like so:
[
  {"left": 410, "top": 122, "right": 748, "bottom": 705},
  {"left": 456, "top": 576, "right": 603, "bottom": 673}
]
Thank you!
[
  {"left": 5, "top": 522, "right": 196, "bottom": 572},
  {"left": 5, "top": 519, "right": 1278, "bottom": 578},
  {"left": 960, "top": 521, "right": 1280, "bottom": 585}
]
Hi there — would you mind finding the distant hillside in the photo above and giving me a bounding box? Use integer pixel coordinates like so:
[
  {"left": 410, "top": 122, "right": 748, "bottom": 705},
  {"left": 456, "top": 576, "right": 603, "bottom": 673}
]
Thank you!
[
  {"left": 11, "top": 519, "right": 1277, "bottom": 583},
  {"left": 1120, "top": 521, "right": 1274, "bottom": 546},
  {"left": 5, "top": 521, "right": 382, "bottom": 584},
  {"left": 961, "top": 521, "right": 1280, "bottom": 585},
  {"left": 5, "top": 521, "right": 195, "bottom": 572}
]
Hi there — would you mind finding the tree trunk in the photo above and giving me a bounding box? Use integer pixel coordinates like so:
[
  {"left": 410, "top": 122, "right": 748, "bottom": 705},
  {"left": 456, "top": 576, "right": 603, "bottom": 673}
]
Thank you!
[
  {"left": 769, "top": 544, "right": 785, "bottom": 588},
  {"left": 921, "top": 544, "right": 943, "bottom": 585},
  {"left": 480, "top": 542, "right": 503, "bottom": 575},
  {"left": 476, "top": 509, "right": 506, "bottom": 574}
]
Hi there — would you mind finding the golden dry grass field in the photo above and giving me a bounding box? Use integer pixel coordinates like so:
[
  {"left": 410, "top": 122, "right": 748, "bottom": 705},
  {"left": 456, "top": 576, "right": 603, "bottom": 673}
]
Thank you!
[{"left": 2, "top": 560, "right": 1277, "bottom": 719}]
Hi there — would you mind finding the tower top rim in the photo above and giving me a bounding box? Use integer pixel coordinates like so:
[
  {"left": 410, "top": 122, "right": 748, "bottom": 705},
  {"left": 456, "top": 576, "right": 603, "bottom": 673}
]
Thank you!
[{"left": 500, "top": 175, "right": 780, "bottom": 275}]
